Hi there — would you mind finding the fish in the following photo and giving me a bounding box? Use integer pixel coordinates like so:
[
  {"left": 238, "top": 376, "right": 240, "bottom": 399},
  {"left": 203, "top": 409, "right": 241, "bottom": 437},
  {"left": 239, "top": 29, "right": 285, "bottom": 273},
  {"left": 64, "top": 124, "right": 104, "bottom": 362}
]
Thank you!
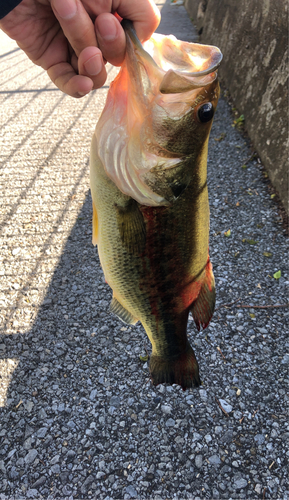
[{"left": 90, "top": 20, "right": 222, "bottom": 390}]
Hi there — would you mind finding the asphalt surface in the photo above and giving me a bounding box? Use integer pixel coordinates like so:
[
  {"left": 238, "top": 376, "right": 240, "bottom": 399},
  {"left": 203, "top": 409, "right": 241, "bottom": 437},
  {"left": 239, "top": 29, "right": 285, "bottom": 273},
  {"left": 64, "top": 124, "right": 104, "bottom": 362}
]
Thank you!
[{"left": 0, "top": 1, "right": 288, "bottom": 499}]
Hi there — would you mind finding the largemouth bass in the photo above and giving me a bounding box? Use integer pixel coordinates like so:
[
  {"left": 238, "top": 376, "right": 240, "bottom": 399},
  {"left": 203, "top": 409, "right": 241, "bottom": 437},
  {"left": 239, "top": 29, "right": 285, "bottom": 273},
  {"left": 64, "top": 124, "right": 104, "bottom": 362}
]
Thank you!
[{"left": 90, "top": 20, "right": 222, "bottom": 390}]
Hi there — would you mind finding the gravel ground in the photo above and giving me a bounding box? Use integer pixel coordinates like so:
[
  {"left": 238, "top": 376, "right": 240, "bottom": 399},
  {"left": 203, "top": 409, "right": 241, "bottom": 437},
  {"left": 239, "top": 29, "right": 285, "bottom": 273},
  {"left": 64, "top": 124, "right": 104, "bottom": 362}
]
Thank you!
[{"left": 0, "top": 1, "right": 288, "bottom": 499}]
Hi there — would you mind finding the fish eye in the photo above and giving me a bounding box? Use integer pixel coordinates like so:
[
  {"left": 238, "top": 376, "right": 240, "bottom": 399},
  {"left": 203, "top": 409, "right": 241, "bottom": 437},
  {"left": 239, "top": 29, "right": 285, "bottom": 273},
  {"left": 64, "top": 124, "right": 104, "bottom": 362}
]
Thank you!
[{"left": 197, "top": 102, "right": 214, "bottom": 123}]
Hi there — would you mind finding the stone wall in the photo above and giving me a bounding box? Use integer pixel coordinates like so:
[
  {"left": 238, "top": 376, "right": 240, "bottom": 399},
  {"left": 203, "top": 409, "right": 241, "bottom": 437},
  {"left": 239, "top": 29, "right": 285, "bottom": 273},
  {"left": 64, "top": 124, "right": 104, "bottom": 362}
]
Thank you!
[{"left": 185, "top": 0, "right": 288, "bottom": 212}]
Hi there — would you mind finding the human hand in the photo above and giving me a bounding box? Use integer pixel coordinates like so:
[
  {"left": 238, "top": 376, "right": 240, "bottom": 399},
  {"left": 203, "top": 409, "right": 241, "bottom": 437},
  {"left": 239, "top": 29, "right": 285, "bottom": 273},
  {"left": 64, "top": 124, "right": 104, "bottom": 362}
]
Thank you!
[{"left": 0, "top": 0, "right": 160, "bottom": 97}]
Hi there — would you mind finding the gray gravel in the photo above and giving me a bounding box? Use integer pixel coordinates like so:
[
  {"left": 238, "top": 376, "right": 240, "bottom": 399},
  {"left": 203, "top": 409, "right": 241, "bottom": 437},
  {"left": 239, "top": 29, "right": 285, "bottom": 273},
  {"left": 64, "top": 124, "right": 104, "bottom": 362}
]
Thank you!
[{"left": 0, "top": 1, "right": 288, "bottom": 499}]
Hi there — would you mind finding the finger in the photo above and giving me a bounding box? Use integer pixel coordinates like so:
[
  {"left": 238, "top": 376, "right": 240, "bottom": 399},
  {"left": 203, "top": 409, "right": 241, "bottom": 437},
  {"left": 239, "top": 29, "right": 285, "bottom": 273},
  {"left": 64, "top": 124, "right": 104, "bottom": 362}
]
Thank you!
[
  {"left": 47, "top": 62, "right": 94, "bottom": 98},
  {"left": 78, "top": 47, "right": 107, "bottom": 88},
  {"left": 70, "top": 52, "right": 78, "bottom": 73},
  {"left": 114, "top": 0, "right": 161, "bottom": 42},
  {"left": 51, "top": 0, "right": 97, "bottom": 56},
  {"left": 51, "top": 0, "right": 107, "bottom": 89},
  {"left": 95, "top": 13, "right": 126, "bottom": 67}
]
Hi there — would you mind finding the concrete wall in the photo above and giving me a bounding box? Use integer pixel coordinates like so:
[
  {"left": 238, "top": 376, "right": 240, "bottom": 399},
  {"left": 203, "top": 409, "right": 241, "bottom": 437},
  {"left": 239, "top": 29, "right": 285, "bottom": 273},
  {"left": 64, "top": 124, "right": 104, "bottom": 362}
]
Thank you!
[{"left": 185, "top": 0, "right": 288, "bottom": 212}]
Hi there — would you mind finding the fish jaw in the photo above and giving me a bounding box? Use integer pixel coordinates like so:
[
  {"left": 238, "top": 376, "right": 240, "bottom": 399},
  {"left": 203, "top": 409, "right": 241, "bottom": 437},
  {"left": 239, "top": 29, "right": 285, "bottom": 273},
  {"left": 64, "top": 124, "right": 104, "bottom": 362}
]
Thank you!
[
  {"left": 94, "top": 21, "right": 222, "bottom": 206},
  {"left": 143, "top": 31, "right": 222, "bottom": 93}
]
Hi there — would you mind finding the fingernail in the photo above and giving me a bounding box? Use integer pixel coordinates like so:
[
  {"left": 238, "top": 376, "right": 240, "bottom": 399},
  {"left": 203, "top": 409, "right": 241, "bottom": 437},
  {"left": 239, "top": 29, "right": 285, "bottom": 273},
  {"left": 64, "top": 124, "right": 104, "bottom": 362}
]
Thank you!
[
  {"left": 54, "top": 0, "right": 77, "bottom": 19},
  {"left": 97, "top": 20, "right": 117, "bottom": 41},
  {"left": 84, "top": 54, "right": 103, "bottom": 76}
]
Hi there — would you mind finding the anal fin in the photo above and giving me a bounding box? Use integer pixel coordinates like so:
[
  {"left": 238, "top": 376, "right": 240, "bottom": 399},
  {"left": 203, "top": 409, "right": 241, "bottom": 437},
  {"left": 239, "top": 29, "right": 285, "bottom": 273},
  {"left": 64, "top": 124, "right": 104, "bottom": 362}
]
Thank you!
[
  {"left": 190, "top": 260, "right": 215, "bottom": 331},
  {"left": 110, "top": 297, "right": 138, "bottom": 325}
]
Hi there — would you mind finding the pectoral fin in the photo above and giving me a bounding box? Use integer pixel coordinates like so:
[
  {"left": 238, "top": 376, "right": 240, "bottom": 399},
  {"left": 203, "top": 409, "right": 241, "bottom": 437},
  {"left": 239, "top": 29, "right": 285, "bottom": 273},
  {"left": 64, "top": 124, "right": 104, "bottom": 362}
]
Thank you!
[
  {"left": 190, "top": 260, "right": 215, "bottom": 331},
  {"left": 110, "top": 297, "right": 138, "bottom": 325},
  {"left": 92, "top": 200, "right": 98, "bottom": 246},
  {"left": 115, "top": 199, "right": 146, "bottom": 255}
]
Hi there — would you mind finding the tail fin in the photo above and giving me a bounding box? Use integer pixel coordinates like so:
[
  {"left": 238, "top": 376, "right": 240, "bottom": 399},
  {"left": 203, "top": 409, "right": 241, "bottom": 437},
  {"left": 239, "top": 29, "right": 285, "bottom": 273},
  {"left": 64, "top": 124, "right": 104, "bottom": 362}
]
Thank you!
[{"left": 149, "top": 343, "right": 201, "bottom": 390}]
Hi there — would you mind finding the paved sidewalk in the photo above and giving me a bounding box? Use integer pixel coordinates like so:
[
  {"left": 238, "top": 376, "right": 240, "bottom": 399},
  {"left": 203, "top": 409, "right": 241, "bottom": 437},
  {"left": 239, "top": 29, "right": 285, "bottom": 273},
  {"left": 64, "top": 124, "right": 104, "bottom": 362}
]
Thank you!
[{"left": 0, "top": 1, "right": 288, "bottom": 499}]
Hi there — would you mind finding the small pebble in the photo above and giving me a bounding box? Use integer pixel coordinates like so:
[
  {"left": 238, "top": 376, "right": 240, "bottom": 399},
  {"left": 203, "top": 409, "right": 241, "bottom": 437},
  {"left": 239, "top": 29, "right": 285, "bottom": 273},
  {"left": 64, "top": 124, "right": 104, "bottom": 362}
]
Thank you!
[{"left": 219, "top": 399, "right": 233, "bottom": 413}]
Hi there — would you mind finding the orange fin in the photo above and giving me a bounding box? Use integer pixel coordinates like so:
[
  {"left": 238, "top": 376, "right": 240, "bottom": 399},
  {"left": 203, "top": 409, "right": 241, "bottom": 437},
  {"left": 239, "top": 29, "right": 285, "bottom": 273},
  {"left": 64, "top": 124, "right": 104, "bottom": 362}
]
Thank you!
[
  {"left": 190, "top": 260, "right": 215, "bottom": 331},
  {"left": 149, "top": 343, "right": 201, "bottom": 390},
  {"left": 92, "top": 200, "right": 98, "bottom": 246}
]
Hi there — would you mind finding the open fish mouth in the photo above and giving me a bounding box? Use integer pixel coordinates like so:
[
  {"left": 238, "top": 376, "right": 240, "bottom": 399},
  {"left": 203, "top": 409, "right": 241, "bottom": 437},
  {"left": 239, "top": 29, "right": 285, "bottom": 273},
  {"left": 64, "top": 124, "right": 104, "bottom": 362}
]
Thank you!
[
  {"left": 95, "top": 20, "right": 222, "bottom": 206},
  {"left": 122, "top": 19, "right": 222, "bottom": 94}
]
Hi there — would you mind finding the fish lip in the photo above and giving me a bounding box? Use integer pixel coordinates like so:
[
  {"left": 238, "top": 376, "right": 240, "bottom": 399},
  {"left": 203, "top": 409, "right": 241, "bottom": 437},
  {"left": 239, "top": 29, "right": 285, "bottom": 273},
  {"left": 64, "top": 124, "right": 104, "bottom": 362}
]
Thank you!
[
  {"left": 121, "top": 19, "right": 159, "bottom": 68},
  {"left": 121, "top": 19, "right": 223, "bottom": 78},
  {"left": 182, "top": 50, "right": 223, "bottom": 77}
]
